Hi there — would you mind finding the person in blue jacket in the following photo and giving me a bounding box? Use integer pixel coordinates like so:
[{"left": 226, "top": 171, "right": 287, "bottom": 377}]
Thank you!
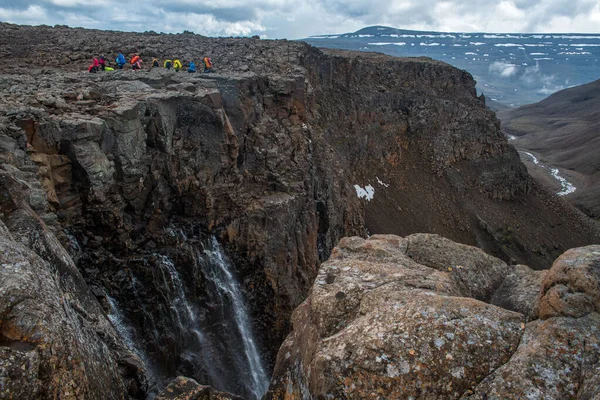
[
  {"left": 115, "top": 53, "right": 126, "bottom": 69},
  {"left": 188, "top": 61, "right": 196, "bottom": 73}
]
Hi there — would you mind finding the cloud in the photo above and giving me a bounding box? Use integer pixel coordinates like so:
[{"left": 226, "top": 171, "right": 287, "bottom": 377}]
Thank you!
[
  {"left": 489, "top": 61, "right": 518, "bottom": 78},
  {"left": 0, "top": 0, "right": 599, "bottom": 38},
  {"left": 519, "top": 62, "right": 567, "bottom": 94}
]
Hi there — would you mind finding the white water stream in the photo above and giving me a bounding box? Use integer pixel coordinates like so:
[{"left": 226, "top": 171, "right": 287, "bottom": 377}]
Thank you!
[
  {"left": 520, "top": 151, "right": 576, "bottom": 196},
  {"left": 202, "top": 237, "right": 270, "bottom": 399},
  {"left": 105, "top": 236, "right": 269, "bottom": 399}
]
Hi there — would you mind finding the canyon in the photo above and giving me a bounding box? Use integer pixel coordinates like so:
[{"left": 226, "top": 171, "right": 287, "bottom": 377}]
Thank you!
[{"left": 0, "top": 22, "right": 599, "bottom": 399}]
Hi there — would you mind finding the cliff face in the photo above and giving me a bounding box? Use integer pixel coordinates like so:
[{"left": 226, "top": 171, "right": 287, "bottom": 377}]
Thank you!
[{"left": 1, "top": 22, "right": 599, "bottom": 397}]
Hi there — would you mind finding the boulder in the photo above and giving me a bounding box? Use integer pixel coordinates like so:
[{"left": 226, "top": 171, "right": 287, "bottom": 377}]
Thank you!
[
  {"left": 464, "top": 313, "right": 600, "bottom": 399},
  {"left": 538, "top": 245, "right": 600, "bottom": 319},
  {"left": 267, "top": 234, "right": 527, "bottom": 399},
  {"left": 490, "top": 264, "right": 546, "bottom": 320},
  {"left": 268, "top": 235, "right": 600, "bottom": 400},
  {"left": 155, "top": 376, "right": 244, "bottom": 400}
]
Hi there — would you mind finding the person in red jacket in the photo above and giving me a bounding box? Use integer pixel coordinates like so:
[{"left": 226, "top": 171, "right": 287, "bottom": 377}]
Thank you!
[{"left": 88, "top": 57, "right": 99, "bottom": 73}]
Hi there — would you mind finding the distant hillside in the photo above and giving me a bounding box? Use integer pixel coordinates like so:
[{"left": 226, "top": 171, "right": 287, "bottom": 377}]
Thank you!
[
  {"left": 499, "top": 79, "right": 600, "bottom": 218},
  {"left": 304, "top": 25, "right": 600, "bottom": 106}
]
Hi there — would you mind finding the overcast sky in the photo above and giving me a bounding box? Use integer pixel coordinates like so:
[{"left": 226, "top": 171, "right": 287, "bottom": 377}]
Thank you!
[{"left": 1, "top": 0, "right": 599, "bottom": 38}]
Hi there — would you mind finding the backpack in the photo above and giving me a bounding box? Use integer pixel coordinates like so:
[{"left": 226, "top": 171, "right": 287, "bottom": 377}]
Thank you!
[
  {"left": 188, "top": 62, "right": 196, "bottom": 72},
  {"left": 131, "top": 55, "right": 140, "bottom": 64},
  {"left": 204, "top": 57, "right": 213, "bottom": 68},
  {"left": 116, "top": 54, "right": 126, "bottom": 65}
]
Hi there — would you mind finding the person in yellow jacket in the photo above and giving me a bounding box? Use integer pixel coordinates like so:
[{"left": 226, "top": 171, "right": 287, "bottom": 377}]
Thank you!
[
  {"left": 173, "top": 59, "right": 182, "bottom": 72},
  {"left": 164, "top": 59, "right": 173, "bottom": 70}
]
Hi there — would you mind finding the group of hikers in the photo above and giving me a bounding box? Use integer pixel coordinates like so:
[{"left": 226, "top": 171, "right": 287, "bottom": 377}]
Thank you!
[{"left": 88, "top": 53, "right": 214, "bottom": 73}]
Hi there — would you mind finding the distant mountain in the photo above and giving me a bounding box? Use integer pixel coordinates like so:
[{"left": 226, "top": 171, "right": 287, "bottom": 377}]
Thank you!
[
  {"left": 303, "top": 26, "right": 600, "bottom": 106},
  {"left": 498, "top": 79, "right": 600, "bottom": 218}
]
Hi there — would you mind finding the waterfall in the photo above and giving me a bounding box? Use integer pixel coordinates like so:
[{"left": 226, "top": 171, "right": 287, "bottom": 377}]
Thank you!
[
  {"left": 200, "top": 237, "right": 270, "bottom": 399},
  {"left": 153, "top": 255, "right": 228, "bottom": 392},
  {"left": 105, "top": 294, "right": 159, "bottom": 393},
  {"left": 149, "top": 238, "right": 268, "bottom": 399}
]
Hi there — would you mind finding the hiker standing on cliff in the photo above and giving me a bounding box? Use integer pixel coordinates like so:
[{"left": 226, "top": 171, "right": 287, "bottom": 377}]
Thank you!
[
  {"left": 131, "top": 54, "right": 142, "bottom": 70},
  {"left": 99, "top": 55, "right": 106, "bottom": 71},
  {"left": 173, "top": 59, "right": 182, "bottom": 72},
  {"left": 164, "top": 59, "right": 172, "bottom": 70},
  {"left": 203, "top": 57, "right": 213, "bottom": 73},
  {"left": 116, "top": 53, "right": 126, "bottom": 69},
  {"left": 88, "top": 57, "right": 99, "bottom": 73}
]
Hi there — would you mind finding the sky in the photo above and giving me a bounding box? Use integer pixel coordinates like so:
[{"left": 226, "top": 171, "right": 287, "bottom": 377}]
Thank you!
[{"left": 0, "top": 0, "right": 599, "bottom": 39}]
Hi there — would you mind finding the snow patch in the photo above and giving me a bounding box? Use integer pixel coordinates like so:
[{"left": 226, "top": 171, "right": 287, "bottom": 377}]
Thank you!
[
  {"left": 354, "top": 184, "right": 375, "bottom": 201},
  {"left": 368, "top": 42, "right": 406, "bottom": 46},
  {"left": 376, "top": 177, "right": 390, "bottom": 188}
]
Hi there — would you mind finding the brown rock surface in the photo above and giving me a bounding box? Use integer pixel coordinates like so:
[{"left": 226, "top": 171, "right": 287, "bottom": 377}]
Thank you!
[
  {"left": 538, "top": 245, "right": 600, "bottom": 319},
  {"left": 267, "top": 235, "right": 600, "bottom": 400},
  {"left": 156, "top": 376, "right": 243, "bottom": 400},
  {"left": 0, "top": 182, "right": 145, "bottom": 398}
]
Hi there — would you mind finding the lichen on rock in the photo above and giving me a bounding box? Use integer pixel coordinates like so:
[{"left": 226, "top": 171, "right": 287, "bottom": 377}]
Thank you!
[{"left": 267, "top": 235, "right": 600, "bottom": 400}]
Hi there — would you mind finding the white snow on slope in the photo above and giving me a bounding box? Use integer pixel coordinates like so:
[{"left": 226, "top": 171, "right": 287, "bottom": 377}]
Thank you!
[
  {"left": 354, "top": 184, "right": 375, "bottom": 201},
  {"left": 376, "top": 177, "right": 390, "bottom": 188}
]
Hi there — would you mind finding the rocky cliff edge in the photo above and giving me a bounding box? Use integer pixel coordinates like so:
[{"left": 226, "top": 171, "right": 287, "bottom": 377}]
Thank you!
[{"left": 267, "top": 234, "right": 600, "bottom": 399}]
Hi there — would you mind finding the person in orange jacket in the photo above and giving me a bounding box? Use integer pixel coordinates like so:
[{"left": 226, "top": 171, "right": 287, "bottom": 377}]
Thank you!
[
  {"left": 203, "top": 57, "right": 213, "bottom": 73},
  {"left": 131, "top": 54, "right": 142, "bottom": 70}
]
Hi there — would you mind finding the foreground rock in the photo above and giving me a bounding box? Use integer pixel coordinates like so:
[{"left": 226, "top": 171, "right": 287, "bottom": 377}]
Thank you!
[
  {"left": 0, "top": 170, "right": 145, "bottom": 397},
  {"left": 267, "top": 235, "right": 600, "bottom": 399},
  {"left": 156, "top": 377, "right": 243, "bottom": 400}
]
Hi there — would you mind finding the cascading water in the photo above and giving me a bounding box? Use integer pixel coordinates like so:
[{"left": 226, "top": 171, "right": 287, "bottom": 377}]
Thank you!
[
  {"left": 105, "top": 294, "right": 158, "bottom": 393},
  {"left": 199, "top": 237, "right": 270, "bottom": 399},
  {"left": 112, "top": 235, "right": 269, "bottom": 399}
]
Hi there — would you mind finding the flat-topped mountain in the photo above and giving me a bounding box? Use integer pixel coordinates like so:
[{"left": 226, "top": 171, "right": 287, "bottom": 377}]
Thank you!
[{"left": 304, "top": 25, "right": 600, "bottom": 106}]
